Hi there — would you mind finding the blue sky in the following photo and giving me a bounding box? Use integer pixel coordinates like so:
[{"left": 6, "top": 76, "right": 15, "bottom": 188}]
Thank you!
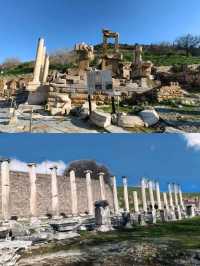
[
  {"left": 1, "top": 0, "right": 200, "bottom": 62},
  {"left": 0, "top": 133, "right": 200, "bottom": 192}
]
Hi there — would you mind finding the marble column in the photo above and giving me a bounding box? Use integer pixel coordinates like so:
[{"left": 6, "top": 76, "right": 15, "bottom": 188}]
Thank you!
[
  {"left": 168, "top": 183, "right": 174, "bottom": 210},
  {"left": 50, "top": 166, "right": 59, "bottom": 217},
  {"left": 69, "top": 170, "right": 78, "bottom": 216},
  {"left": 148, "top": 180, "right": 155, "bottom": 210},
  {"left": 42, "top": 55, "right": 50, "bottom": 83},
  {"left": 173, "top": 183, "right": 179, "bottom": 207},
  {"left": 28, "top": 163, "right": 37, "bottom": 217},
  {"left": 112, "top": 176, "right": 119, "bottom": 215},
  {"left": 178, "top": 185, "right": 185, "bottom": 210},
  {"left": 1, "top": 159, "right": 10, "bottom": 220},
  {"left": 133, "top": 191, "right": 139, "bottom": 213},
  {"left": 141, "top": 178, "right": 147, "bottom": 212},
  {"left": 163, "top": 192, "right": 169, "bottom": 212},
  {"left": 156, "top": 181, "right": 162, "bottom": 210},
  {"left": 33, "top": 38, "right": 45, "bottom": 83},
  {"left": 122, "top": 176, "right": 129, "bottom": 212},
  {"left": 85, "top": 170, "right": 94, "bottom": 215},
  {"left": 98, "top": 173, "right": 106, "bottom": 200}
]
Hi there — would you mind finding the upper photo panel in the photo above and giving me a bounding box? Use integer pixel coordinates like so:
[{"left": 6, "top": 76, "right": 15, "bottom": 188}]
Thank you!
[{"left": 1, "top": 0, "right": 200, "bottom": 133}]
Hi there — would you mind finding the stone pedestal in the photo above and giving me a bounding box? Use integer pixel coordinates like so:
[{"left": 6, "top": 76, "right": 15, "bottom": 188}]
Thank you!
[
  {"left": 28, "top": 163, "right": 37, "bottom": 218},
  {"left": 1, "top": 159, "right": 10, "bottom": 220},
  {"left": 95, "top": 200, "right": 113, "bottom": 232}
]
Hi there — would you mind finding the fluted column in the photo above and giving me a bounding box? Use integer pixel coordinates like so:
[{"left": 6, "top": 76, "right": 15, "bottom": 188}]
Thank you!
[
  {"left": 148, "top": 180, "right": 155, "bottom": 210},
  {"left": 141, "top": 178, "right": 147, "bottom": 212},
  {"left": 133, "top": 191, "right": 139, "bottom": 213},
  {"left": 156, "top": 181, "right": 162, "bottom": 210},
  {"left": 173, "top": 183, "right": 179, "bottom": 207},
  {"left": 1, "top": 159, "right": 10, "bottom": 220},
  {"left": 85, "top": 170, "right": 94, "bottom": 215},
  {"left": 178, "top": 185, "right": 185, "bottom": 210},
  {"left": 33, "top": 38, "right": 45, "bottom": 83},
  {"left": 42, "top": 55, "right": 50, "bottom": 83},
  {"left": 163, "top": 192, "right": 169, "bottom": 212},
  {"left": 28, "top": 163, "right": 37, "bottom": 217},
  {"left": 69, "top": 170, "right": 78, "bottom": 216},
  {"left": 50, "top": 166, "right": 59, "bottom": 217},
  {"left": 168, "top": 183, "right": 174, "bottom": 210},
  {"left": 98, "top": 173, "right": 106, "bottom": 200},
  {"left": 122, "top": 176, "right": 129, "bottom": 212},
  {"left": 112, "top": 176, "right": 119, "bottom": 215}
]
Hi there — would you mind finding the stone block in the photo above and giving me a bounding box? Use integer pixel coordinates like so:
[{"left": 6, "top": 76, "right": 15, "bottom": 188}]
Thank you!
[
  {"left": 118, "top": 115, "right": 144, "bottom": 128},
  {"left": 90, "top": 111, "right": 111, "bottom": 128},
  {"left": 139, "top": 109, "right": 159, "bottom": 127}
]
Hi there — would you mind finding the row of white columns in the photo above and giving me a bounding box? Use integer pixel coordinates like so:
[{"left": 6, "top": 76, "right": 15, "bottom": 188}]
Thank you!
[
  {"left": 32, "top": 38, "right": 49, "bottom": 85},
  {"left": 120, "top": 177, "right": 185, "bottom": 214},
  {"left": 0, "top": 159, "right": 118, "bottom": 220}
]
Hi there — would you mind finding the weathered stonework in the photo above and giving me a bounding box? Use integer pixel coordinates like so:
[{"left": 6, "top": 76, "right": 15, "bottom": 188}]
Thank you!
[{"left": 0, "top": 170, "right": 114, "bottom": 219}]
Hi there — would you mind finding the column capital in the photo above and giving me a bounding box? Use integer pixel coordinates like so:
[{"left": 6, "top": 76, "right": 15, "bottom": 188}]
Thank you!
[
  {"left": 27, "top": 163, "right": 37, "bottom": 167},
  {"left": 98, "top": 172, "right": 105, "bottom": 176},
  {"left": 50, "top": 166, "right": 58, "bottom": 171},
  {"left": 84, "top": 170, "right": 92, "bottom": 175},
  {"left": 0, "top": 158, "right": 10, "bottom": 163}
]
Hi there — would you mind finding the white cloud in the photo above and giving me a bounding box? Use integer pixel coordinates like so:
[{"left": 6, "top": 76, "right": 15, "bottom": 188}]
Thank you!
[
  {"left": 183, "top": 133, "right": 200, "bottom": 151},
  {"left": 9, "top": 159, "right": 66, "bottom": 175}
]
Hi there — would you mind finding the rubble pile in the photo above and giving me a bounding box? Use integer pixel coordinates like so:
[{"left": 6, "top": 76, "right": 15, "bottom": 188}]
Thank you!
[
  {"left": 156, "top": 82, "right": 184, "bottom": 102},
  {"left": 46, "top": 87, "right": 71, "bottom": 116}
]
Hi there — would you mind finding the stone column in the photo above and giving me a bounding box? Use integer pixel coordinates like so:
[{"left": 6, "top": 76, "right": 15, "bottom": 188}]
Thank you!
[
  {"left": 122, "top": 176, "right": 129, "bottom": 212},
  {"left": 178, "top": 185, "right": 185, "bottom": 210},
  {"left": 85, "top": 170, "right": 94, "bottom": 216},
  {"left": 141, "top": 178, "right": 147, "bottom": 212},
  {"left": 173, "top": 183, "right": 179, "bottom": 207},
  {"left": 148, "top": 180, "right": 155, "bottom": 210},
  {"left": 42, "top": 55, "right": 50, "bottom": 83},
  {"left": 50, "top": 166, "right": 59, "bottom": 217},
  {"left": 163, "top": 192, "right": 169, "bottom": 212},
  {"left": 168, "top": 183, "right": 174, "bottom": 210},
  {"left": 111, "top": 176, "right": 119, "bottom": 215},
  {"left": 133, "top": 191, "right": 139, "bottom": 213},
  {"left": 1, "top": 159, "right": 10, "bottom": 220},
  {"left": 98, "top": 173, "right": 106, "bottom": 200},
  {"left": 69, "top": 170, "right": 78, "bottom": 216},
  {"left": 33, "top": 38, "right": 45, "bottom": 83},
  {"left": 28, "top": 163, "right": 37, "bottom": 217},
  {"left": 156, "top": 181, "right": 162, "bottom": 210}
]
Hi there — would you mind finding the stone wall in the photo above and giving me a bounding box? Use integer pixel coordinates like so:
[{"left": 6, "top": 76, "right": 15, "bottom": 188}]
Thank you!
[
  {"left": 0, "top": 171, "right": 114, "bottom": 218},
  {"left": 156, "top": 83, "right": 183, "bottom": 102}
]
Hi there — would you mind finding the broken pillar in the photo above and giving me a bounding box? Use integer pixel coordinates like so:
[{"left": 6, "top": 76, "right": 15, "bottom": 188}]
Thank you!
[
  {"left": 69, "top": 170, "right": 78, "bottom": 216},
  {"left": 28, "top": 163, "right": 37, "bottom": 218},
  {"left": 0, "top": 159, "right": 10, "bottom": 220},
  {"left": 112, "top": 176, "right": 119, "bottom": 215},
  {"left": 50, "top": 166, "right": 59, "bottom": 217},
  {"left": 95, "top": 200, "right": 113, "bottom": 232},
  {"left": 98, "top": 172, "right": 106, "bottom": 200},
  {"left": 122, "top": 176, "right": 129, "bottom": 212},
  {"left": 141, "top": 178, "right": 147, "bottom": 213},
  {"left": 85, "top": 170, "right": 94, "bottom": 216}
]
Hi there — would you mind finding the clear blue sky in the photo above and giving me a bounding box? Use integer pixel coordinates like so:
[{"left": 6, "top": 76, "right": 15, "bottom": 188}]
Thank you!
[
  {"left": 0, "top": 134, "right": 199, "bottom": 193},
  {"left": 1, "top": 0, "right": 200, "bottom": 63}
]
